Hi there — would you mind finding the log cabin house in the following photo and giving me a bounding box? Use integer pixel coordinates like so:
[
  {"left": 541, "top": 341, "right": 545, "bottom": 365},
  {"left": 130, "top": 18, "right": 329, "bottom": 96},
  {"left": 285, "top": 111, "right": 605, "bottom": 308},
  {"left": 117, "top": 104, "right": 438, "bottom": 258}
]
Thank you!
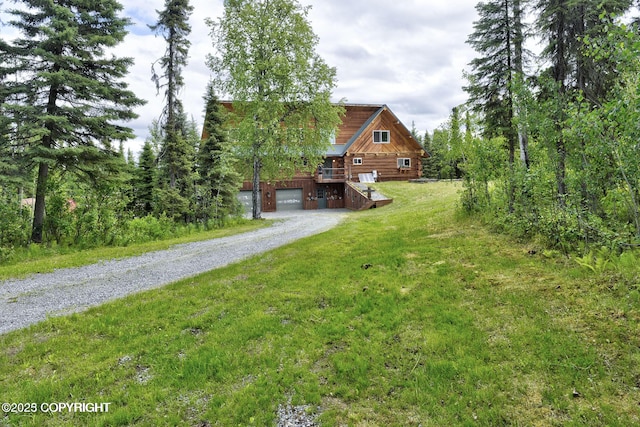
[{"left": 213, "top": 102, "right": 427, "bottom": 212}]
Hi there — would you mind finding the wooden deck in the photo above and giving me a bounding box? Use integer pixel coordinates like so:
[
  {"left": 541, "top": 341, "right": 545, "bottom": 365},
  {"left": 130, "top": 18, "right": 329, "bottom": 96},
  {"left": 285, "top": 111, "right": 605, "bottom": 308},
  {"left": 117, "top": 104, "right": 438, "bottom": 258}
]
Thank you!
[{"left": 316, "top": 168, "right": 346, "bottom": 183}]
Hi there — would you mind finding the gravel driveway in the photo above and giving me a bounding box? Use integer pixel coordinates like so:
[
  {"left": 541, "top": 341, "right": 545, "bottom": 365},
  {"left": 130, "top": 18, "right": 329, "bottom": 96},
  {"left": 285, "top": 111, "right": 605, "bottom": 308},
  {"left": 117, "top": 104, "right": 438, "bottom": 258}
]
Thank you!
[{"left": 0, "top": 210, "right": 348, "bottom": 335}]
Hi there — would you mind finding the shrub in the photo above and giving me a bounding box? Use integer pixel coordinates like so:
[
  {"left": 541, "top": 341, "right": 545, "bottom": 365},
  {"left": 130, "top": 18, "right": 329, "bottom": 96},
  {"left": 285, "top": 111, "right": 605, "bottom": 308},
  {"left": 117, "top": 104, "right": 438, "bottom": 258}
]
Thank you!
[{"left": 124, "top": 215, "right": 174, "bottom": 244}]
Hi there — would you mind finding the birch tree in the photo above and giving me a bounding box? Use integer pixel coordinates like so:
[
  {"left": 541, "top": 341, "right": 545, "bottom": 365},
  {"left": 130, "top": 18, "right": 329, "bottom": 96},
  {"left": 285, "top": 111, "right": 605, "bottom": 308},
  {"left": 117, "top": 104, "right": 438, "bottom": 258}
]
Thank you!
[{"left": 207, "top": 0, "right": 343, "bottom": 219}]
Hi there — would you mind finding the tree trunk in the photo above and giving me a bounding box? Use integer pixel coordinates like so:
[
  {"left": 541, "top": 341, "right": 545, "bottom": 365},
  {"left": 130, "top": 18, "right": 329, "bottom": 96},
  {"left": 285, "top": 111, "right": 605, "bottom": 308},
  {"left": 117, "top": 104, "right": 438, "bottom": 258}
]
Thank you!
[
  {"left": 31, "top": 161, "right": 49, "bottom": 243},
  {"left": 556, "top": 136, "right": 567, "bottom": 207},
  {"left": 252, "top": 152, "right": 261, "bottom": 220},
  {"left": 512, "top": 0, "right": 530, "bottom": 169},
  {"left": 554, "top": 7, "right": 568, "bottom": 207},
  {"left": 31, "top": 76, "right": 59, "bottom": 243},
  {"left": 504, "top": 0, "right": 516, "bottom": 212}
]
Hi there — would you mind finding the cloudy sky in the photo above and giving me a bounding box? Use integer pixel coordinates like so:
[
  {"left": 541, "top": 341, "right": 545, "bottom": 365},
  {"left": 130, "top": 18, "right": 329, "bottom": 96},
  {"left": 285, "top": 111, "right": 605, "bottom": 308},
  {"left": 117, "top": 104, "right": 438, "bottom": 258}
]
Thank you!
[
  {"left": 120, "top": 0, "right": 480, "bottom": 153},
  {"left": 2, "top": 0, "right": 480, "bottom": 154}
]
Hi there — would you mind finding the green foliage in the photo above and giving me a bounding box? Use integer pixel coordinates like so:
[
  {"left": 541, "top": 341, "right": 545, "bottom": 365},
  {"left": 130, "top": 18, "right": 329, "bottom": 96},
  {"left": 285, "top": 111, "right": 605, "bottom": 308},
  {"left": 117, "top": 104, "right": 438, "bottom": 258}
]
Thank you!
[
  {"left": 198, "top": 85, "right": 242, "bottom": 226},
  {"left": 151, "top": 0, "right": 197, "bottom": 222},
  {"left": 149, "top": 0, "right": 193, "bottom": 109},
  {"left": 424, "top": 127, "right": 452, "bottom": 179},
  {"left": 460, "top": 4, "right": 640, "bottom": 252},
  {"left": 124, "top": 215, "right": 175, "bottom": 244},
  {"left": 574, "top": 247, "right": 612, "bottom": 274},
  {"left": 0, "top": 0, "right": 145, "bottom": 242},
  {"left": 0, "top": 200, "right": 31, "bottom": 261},
  {"left": 207, "top": 0, "right": 343, "bottom": 218},
  {"left": 420, "top": 129, "right": 439, "bottom": 178},
  {"left": 465, "top": 0, "right": 526, "bottom": 168},
  {"left": 131, "top": 140, "right": 157, "bottom": 217},
  {"left": 154, "top": 186, "right": 192, "bottom": 222},
  {"left": 43, "top": 193, "right": 74, "bottom": 246}
]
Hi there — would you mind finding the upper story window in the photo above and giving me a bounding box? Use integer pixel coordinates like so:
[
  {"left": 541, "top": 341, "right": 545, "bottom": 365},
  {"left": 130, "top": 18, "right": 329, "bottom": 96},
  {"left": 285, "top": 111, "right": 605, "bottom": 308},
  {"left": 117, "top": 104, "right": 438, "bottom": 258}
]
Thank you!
[
  {"left": 353, "top": 157, "right": 363, "bottom": 165},
  {"left": 373, "top": 130, "right": 390, "bottom": 144}
]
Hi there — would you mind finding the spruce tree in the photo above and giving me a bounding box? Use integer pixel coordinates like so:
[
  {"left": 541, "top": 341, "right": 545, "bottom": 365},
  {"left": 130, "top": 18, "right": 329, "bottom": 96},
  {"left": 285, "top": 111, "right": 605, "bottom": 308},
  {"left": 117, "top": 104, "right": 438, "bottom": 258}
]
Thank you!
[
  {"left": 150, "top": 0, "right": 194, "bottom": 218},
  {"left": 134, "top": 140, "right": 157, "bottom": 217},
  {"left": 465, "top": 0, "right": 528, "bottom": 167},
  {"left": 421, "top": 130, "right": 437, "bottom": 179},
  {"left": 431, "top": 128, "right": 450, "bottom": 180},
  {"left": 198, "top": 85, "right": 242, "bottom": 225},
  {"left": 0, "top": 0, "right": 144, "bottom": 243}
]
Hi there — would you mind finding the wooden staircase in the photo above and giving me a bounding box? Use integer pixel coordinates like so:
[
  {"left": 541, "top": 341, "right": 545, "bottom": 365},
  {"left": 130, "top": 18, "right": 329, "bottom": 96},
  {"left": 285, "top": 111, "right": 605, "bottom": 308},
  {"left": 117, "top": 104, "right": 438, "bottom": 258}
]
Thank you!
[{"left": 344, "top": 181, "right": 393, "bottom": 210}]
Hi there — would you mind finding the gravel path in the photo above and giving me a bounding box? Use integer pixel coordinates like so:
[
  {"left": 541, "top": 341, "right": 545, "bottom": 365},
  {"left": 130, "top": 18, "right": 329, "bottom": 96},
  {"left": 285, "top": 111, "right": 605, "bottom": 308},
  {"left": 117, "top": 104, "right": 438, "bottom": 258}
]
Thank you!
[{"left": 0, "top": 210, "right": 348, "bottom": 335}]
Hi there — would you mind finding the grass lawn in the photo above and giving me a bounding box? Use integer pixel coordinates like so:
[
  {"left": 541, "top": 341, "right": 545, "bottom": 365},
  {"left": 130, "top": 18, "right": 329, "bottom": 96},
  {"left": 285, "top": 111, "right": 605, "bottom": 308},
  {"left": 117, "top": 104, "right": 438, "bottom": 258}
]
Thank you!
[{"left": 1, "top": 181, "right": 638, "bottom": 426}]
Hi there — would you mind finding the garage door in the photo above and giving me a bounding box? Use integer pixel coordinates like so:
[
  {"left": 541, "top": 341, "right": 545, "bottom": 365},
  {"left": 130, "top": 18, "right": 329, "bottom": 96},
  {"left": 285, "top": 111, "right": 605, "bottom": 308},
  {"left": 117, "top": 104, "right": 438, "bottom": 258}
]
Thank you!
[
  {"left": 276, "top": 188, "right": 303, "bottom": 211},
  {"left": 237, "top": 190, "right": 261, "bottom": 214}
]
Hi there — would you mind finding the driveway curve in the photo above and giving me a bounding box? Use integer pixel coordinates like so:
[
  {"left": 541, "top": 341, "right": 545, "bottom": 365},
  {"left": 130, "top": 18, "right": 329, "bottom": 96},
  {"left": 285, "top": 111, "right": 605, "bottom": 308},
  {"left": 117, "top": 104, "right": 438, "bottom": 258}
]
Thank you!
[{"left": 0, "top": 210, "right": 348, "bottom": 335}]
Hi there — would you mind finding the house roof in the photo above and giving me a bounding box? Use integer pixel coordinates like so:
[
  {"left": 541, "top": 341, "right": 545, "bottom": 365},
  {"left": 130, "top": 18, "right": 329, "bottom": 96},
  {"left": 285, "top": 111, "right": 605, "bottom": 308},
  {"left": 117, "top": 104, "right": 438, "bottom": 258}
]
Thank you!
[
  {"left": 212, "top": 101, "right": 423, "bottom": 157},
  {"left": 327, "top": 105, "right": 386, "bottom": 156},
  {"left": 328, "top": 103, "right": 423, "bottom": 157}
]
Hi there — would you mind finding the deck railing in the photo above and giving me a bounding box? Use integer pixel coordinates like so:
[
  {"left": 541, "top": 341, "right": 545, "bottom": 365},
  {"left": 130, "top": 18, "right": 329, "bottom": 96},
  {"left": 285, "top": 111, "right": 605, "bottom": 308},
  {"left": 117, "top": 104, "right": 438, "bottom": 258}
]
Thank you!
[{"left": 316, "top": 167, "right": 347, "bottom": 182}]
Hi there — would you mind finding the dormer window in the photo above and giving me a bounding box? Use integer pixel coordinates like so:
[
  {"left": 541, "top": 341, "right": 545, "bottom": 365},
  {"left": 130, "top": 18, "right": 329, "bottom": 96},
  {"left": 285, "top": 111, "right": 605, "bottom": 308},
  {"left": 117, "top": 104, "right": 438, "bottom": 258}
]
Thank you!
[{"left": 373, "top": 130, "right": 390, "bottom": 144}]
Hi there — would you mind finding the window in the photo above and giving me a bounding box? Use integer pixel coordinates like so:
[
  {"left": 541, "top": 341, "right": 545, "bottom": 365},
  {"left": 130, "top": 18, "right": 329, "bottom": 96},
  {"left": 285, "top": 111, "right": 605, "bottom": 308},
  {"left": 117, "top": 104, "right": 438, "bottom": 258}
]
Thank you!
[
  {"left": 398, "top": 158, "right": 411, "bottom": 168},
  {"left": 373, "top": 130, "right": 390, "bottom": 144},
  {"left": 353, "top": 157, "right": 363, "bottom": 165}
]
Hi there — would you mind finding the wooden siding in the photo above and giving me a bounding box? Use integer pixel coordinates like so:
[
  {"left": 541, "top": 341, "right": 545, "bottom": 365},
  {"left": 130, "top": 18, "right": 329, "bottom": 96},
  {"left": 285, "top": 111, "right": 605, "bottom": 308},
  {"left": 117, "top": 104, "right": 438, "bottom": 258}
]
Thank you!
[
  {"left": 344, "top": 182, "right": 393, "bottom": 210},
  {"left": 334, "top": 105, "right": 381, "bottom": 146},
  {"left": 345, "top": 153, "right": 422, "bottom": 181},
  {"left": 344, "top": 183, "right": 371, "bottom": 210},
  {"left": 346, "top": 108, "right": 423, "bottom": 155},
  {"left": 241, "top": 178, "right": 345, "bottom": 211}
]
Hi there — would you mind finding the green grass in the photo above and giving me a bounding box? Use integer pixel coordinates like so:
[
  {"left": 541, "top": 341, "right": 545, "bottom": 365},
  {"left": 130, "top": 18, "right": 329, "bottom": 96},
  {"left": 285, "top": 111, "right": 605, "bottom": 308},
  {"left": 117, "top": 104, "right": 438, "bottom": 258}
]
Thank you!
[
  {"left": 0, "top": 220, "right": 270, "bottom": 280},
  {"left": 1, "top": 181, "right": 639, "bottom": 426}
]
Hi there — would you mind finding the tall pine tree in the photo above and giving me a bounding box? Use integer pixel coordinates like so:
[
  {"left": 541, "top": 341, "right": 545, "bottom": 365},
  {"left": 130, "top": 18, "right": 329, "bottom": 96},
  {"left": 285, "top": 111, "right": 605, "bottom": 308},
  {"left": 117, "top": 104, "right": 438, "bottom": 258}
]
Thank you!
[
  {"left": 198, "top": 85, "right": 242, "bottom": 225},
  {"left": 133, "top": 140, "right": 157, "bottom": 217},
  {"left": 465, "top": 0, "right": 528, "bottom": 168},
  {"left": 0, "top": 0, "right": 144, "bottom": 243},
  {"left": 150, "top": 0, "right": 194, "bottom": 216}
]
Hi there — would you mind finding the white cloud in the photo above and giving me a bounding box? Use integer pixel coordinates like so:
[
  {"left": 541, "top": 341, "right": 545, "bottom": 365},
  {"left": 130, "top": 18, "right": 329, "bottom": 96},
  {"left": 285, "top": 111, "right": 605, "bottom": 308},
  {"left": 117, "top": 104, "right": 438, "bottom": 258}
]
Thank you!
[{"left": 2, "top": 0, "right": 479, "bottom": 154}]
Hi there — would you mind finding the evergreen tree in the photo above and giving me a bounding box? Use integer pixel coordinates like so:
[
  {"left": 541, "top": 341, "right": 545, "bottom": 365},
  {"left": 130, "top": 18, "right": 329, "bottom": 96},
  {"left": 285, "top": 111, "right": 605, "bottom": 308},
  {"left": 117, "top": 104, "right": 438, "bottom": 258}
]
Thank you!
[
  {"left": 409, "top": 121, "right": 422, "bottom": 145},
  {"left": 207, "top": 0, "right": 343, "bottom": 219},
  {"left": 465, "top": 0, "right": 528, "bottom": 168},
  {"left": 421, "top": 130, "right": 438, "bottom": 179},
  {"left": 512, "top": 0, "right": 530, "bottom": 169},
  {"left": 134, "top": 140, "right": 157, "bottom": 217},
  {"left": 0, "top": 0, "right": 144, "bottom": 243},
  {"left": 149, "top": 0, "right": 195, "bottom": 222},
  {"left": 447, "top": 106, "right": 465, "bottom": 180},
  {"left": 431, "top": 128, "right": 451, "bottom": 180},
  {"left": 150, "top": 0, "right": 194, "bottom": 191},
  {"left": 198, "top": 85, "right": 242, "bottom": 225}
]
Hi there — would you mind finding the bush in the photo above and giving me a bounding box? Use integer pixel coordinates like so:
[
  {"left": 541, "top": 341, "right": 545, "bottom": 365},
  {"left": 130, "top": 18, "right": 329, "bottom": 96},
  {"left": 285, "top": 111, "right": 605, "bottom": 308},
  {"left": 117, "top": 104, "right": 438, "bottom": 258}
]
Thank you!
[
  {"left": 44, "top": 194, "right": 74, "bottom": 245},
  {"left": 123, "top": 215, "right": 175, "bottom": 244},
  {"left": 0, "top": 202, "right": 31, "bottom": 250}
]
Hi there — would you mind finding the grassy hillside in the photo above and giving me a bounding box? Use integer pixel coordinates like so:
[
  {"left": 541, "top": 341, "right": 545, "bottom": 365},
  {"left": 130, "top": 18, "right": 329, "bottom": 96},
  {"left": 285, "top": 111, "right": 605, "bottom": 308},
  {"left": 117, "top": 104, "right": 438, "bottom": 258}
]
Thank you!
[{"left": 1, "top": 181, "right": 638, "bottom": 426}]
